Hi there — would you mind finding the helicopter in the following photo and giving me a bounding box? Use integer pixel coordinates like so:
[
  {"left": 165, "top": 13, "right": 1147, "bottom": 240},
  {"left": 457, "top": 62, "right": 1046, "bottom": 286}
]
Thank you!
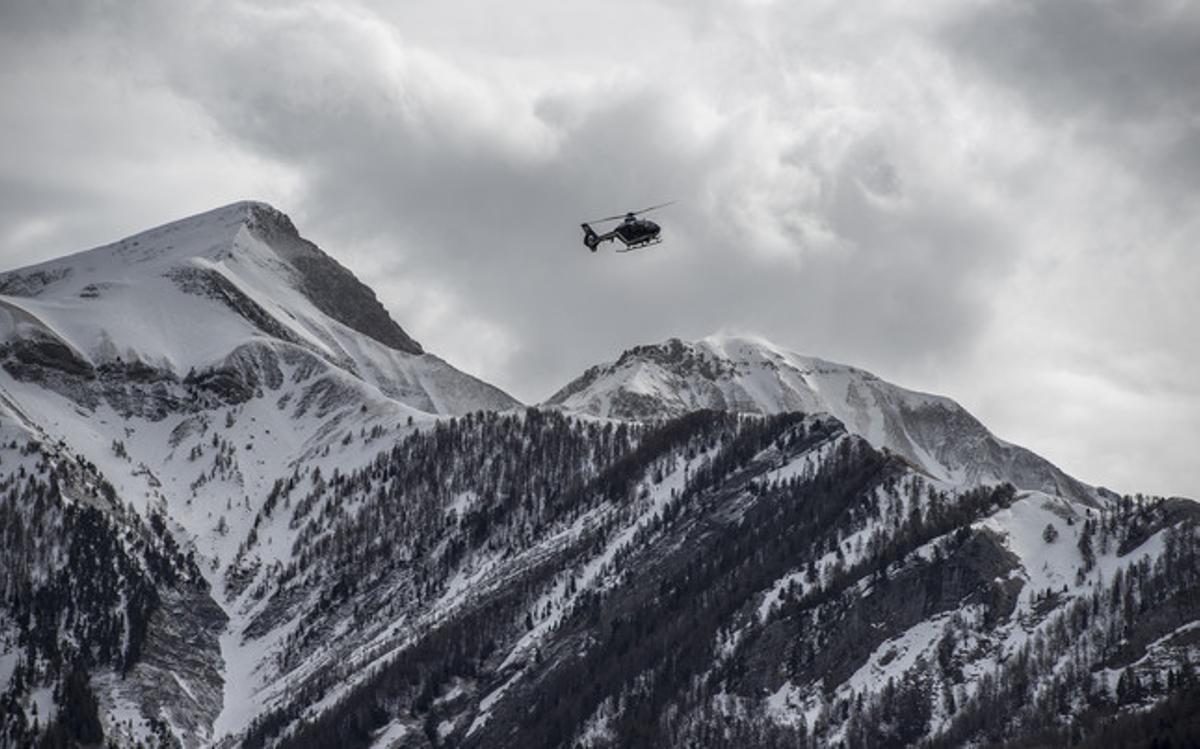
[{"left": 581, "top": 202, "right": 674, "bottom": 253}]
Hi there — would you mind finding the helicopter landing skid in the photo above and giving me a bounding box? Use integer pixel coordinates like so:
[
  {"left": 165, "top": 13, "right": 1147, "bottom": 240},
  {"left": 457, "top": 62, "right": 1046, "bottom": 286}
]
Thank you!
[{"left": 615, "top": 238, "right": 662, "bottom": 253}]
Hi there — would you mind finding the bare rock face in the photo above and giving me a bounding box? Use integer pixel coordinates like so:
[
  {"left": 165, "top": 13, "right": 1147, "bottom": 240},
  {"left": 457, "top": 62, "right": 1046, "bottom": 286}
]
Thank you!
[
  {"left": 101, "top": 590, "right": 228, "bottom": 748},
  {"left": 244, "top": 203, "right": 424, "bottom": 355}
]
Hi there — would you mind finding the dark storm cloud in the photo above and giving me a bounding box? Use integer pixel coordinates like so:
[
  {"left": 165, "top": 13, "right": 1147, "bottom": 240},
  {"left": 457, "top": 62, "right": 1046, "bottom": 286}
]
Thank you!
[
  {"left": 196, "top": 7, "right": 1012, "bottom": 386},
  {"left": 1, "top": 0, "right": 1197, "bottom": 498},
  {"left": 944, "top": 0, "right": 1200, "bottom": 121},
  {"left": 4, "top": 0, "right": 1015, "bottom": 383},
  {"left": 0, "top": 0, "right": 298, "bottom": 267},
  {"left": 944, "top": 0, "right": 1200, "bottom": 201},
  {"left": 122, "top": 2, "right": 1007, "bottom": 401},
  {"left": 940, "top": 0, "right": 1200, "bottom": 496}
]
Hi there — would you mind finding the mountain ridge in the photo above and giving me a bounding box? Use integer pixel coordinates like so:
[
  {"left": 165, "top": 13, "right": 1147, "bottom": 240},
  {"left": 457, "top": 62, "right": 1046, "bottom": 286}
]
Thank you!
[
  {"left": 545, "top": 333, "right": 1105, "bottom": 505},
  {"left": 1, "top": 202, "right": 1196, "bottom": 749}
]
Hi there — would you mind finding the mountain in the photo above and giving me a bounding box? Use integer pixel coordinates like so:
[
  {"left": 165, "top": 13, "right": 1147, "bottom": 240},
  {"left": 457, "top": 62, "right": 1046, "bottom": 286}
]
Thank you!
[
  {"left": 1, "top": 204, "right": 1197, "bottom": 749},
  {"left": 546, "top": 334, "right": 1103, "bottom": 504},
  {"left": 0, "top": 201, "right": 518, "bottom": 418},
  {"left": 0, "top": 202, "right": 519, "bottom": 746}
]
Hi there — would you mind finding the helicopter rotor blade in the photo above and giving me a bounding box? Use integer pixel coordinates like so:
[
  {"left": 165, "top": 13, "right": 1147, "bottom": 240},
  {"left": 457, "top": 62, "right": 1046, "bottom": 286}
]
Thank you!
[
  {"left": 585, "top": 213, "right": 628, "bottom": 224},
  {"left": 585, "top": 201, "right": 675, "bottom": 224},
  {"left": 628, "top": 201, "right": 675, "bottom": 216}
]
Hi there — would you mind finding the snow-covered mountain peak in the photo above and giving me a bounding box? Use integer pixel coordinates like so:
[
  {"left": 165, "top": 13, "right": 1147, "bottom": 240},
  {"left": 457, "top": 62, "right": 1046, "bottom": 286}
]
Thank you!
[
  {"left": 551, "top": 333, "right": 951, "bottom": 418},
  {"left": 3, "top": 201, "right": 272, "bottom": 280},
  {"left": 697, "top": 332, "right": 852, "bottom": 377},
  {"left": 546, "top": 333, "right": 1099, "bottom": 503},
  {"left": 0, "top": 202, "right": 518, "bottom": 416},
  {"left": 698, "top": 332, "right": 952, "bottom": 405},
  {"left": 1, "top": 200, "right": 423, "bottom": 354},
  {"left": 698, "top": 331, "right": 790, "bottom": 360}
]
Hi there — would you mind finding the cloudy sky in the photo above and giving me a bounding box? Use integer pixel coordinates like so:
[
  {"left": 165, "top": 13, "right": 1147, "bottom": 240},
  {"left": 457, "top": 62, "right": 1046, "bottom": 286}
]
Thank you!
[{"left": 2, "top": 0, "right": 1197, "bottom": 498}]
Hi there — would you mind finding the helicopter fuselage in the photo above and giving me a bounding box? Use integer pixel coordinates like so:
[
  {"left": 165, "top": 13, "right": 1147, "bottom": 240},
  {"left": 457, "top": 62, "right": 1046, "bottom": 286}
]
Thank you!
[
  {"left": 614, "top": 217, "right": 660, "bottom": 246},
  {"left": 582, "top": 217, "right": 662, "bottom": 252},
  {"left": 581, "top": 203, "right": 672, "bottom": 252}
]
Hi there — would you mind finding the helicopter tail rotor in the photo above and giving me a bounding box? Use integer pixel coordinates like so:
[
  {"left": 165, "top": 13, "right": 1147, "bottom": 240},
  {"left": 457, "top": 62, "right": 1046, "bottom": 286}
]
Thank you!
[{"left": 581, "top": 223, "right": 601, "bottom": 252}]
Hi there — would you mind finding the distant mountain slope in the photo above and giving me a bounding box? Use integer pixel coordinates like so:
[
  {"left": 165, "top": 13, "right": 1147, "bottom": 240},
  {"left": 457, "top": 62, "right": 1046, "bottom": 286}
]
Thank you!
[{"left": 546, "top": 334, "right": 1102, "bottom": 503}]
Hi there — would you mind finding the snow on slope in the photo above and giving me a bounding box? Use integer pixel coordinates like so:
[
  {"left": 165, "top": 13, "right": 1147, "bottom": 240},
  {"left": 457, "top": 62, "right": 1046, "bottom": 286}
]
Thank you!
[
  {"left": 0, "top": 201, "right": 519, "bottom": 416},
  {"left": 0, "top": 202, "right": 524, "bottom": 744},
  {"left": 4, "top": 202, "right": 1178, "bottom": 747},
  {"left": 546, "top": 334, "right": 1100, "bottom": 503}
]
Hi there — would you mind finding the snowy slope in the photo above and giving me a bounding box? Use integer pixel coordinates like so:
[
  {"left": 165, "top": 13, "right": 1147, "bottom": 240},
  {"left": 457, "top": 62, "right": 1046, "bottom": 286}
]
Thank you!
[
  {"left": 546, "top": 334, "right": 1100, "bottom": 502},
  {"left": 2, "top": 203, "right": 1194, "bottom": 749},
  {"left": 0, "top": 201, "right": 518, "bottom": 417},
  {"left": 0, "top": 202, "right": 522, "bottom": 746}
]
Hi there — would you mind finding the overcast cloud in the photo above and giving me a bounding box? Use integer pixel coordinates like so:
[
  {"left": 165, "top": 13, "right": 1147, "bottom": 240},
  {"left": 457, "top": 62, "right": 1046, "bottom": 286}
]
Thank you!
[{"left": 1, "top": 0, "right": 1197, "bottom": 499}]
